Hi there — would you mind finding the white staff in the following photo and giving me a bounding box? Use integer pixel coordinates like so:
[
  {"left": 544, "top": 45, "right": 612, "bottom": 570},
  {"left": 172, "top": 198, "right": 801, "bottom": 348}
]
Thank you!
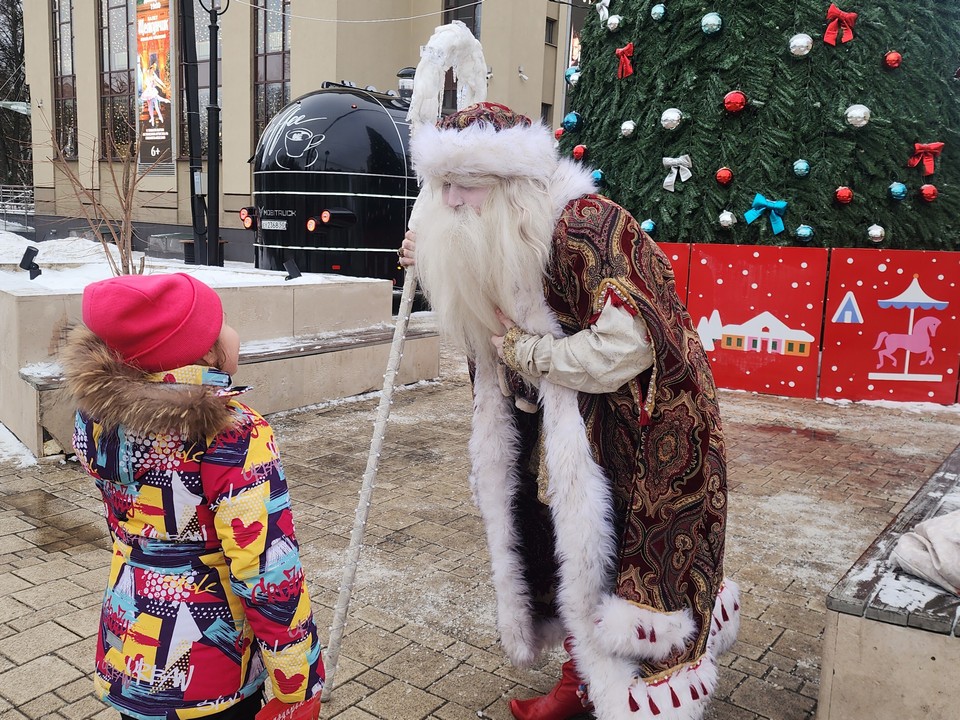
[{"left": 321, "top": 20, "right": 487, "bottom": 699}]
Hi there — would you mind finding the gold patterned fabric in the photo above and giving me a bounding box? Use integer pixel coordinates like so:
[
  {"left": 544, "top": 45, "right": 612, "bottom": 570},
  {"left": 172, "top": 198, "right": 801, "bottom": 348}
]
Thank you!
[{"left": 543, "top": 195, "right": 727, "bottom": 677}]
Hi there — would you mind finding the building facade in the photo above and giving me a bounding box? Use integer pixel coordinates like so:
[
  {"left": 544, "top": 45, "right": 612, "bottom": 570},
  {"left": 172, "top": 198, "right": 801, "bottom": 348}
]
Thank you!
[{"left": 23, "top": 0, "right": 581, "bottom": 261}]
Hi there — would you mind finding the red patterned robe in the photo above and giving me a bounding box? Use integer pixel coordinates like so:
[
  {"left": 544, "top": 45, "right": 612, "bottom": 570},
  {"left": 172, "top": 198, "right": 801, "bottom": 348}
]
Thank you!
[{"left": 469, "top": 185, "right": 739, "bottom": 720}]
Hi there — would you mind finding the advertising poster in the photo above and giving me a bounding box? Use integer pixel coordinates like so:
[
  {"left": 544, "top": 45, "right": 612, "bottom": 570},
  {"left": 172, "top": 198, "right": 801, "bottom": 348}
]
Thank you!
[
  {"left": 686, "top": 244, "right": 829, "bottom": 399},
  {"left": 819, "top": 249, "right": 960, "bottom": 404},
  {"left": 136, "top": 0, "right": 173, "bottom": 171}
]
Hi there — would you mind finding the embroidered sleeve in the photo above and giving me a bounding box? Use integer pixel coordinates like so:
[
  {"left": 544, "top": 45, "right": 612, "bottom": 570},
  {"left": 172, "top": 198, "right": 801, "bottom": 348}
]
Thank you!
[{"left": 201, "top": 403, "right": 324, "bottom": 702}]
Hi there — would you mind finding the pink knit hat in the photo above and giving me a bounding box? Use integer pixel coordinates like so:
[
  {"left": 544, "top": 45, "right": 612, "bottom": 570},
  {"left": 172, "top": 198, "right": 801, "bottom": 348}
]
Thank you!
[{"left": 82, "top": 273, "right": 223, "bottom": 372}]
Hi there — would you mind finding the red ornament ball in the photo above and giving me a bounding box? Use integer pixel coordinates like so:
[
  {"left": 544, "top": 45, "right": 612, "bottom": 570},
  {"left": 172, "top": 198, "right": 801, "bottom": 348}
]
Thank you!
[
  {"left": 715, "top": 167, "right": 734, "bottom": 186},
  {"left": 554, "top": 128, "right": 565, "bottom": 140},
  {"left": 723, "top": 90, "right": 748, "bottom": 113},
  {"left": 572, "top": 144, "right": 588, "bottom": 161},
  {"left": 884, "top": 51, "right": 902, "bottom": 69},
  {"left": 835, "top": 186, "right": 854, "bottom": 204},
  {"left": 920, "top": 183, "right": 938, "bottom": 202}
]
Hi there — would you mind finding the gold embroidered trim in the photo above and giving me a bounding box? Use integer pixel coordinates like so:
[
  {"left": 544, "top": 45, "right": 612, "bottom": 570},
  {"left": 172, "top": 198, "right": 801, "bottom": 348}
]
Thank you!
[
  {"left": 536, "top": 427, "right": 550, "bottom": 505},
  {"left": 501, "top": 325, "right": 526, "bottom": 374},
  {"left": 621, "top": 597, "right": 690, "bottom": 616},
  {"left": 594, "top": 278, "right": 641, "bottom": 317},
  {"left": 635, "top": 655, "right": 707, "bottom": 686}
]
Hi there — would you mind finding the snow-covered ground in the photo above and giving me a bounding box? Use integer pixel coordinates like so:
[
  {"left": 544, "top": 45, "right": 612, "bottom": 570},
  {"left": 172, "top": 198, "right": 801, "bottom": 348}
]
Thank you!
[{"left": 0, "top": 423, "right": 36, "bottom": 467}]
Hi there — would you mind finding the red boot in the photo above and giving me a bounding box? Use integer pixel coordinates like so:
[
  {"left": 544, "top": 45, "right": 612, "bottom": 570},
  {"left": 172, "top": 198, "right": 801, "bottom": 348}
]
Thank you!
[{"left": 509, "top": 642, "right": 591, "bottom": 720}]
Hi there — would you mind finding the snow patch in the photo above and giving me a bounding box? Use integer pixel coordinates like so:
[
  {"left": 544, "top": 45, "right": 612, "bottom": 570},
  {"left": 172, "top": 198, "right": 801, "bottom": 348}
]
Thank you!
[
  {"left": 873, "top": 572, "right": 943, "bottom": 612},
  {"left": 0, "top": 423, "right": 37, "bottom": 467}
]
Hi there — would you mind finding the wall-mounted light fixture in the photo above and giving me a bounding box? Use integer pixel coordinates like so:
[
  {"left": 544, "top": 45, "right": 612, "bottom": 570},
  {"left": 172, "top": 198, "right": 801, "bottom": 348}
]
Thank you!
[{"left": 19, "top": 246, "right": 41, "bottom": 280}]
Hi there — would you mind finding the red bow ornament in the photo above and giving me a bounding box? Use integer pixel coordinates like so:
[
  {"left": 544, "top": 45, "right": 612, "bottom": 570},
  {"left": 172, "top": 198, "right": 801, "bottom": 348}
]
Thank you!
[
  {"left": 616, "top": 42, "right": 634, "bottom": 79},
  {"left": 823, "top": 4, "right": 858, "bottom": 45},
  {"left": 907, "top": 142, "right": 945, "bottom": 175}
]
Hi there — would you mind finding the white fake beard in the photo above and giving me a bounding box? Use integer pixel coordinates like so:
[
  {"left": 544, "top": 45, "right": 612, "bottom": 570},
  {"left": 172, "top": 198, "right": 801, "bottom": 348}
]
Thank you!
[{"left": 413, "top": 181, "right": 554, "bottom": 361}]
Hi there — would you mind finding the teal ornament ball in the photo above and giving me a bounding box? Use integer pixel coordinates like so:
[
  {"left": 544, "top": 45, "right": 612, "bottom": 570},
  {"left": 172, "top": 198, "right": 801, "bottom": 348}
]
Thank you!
[
  {"left": 651, "top": 4, "right": 666, "bottom": 21},
  {"left": 796, "top": 224, "right": 814, "bottom": 241},
  {"left": 562, "top": 112, "right": 582, "bottom": 132},
  {"left": 793, "top": 159, "right": 810, "bottom": 177},
  {"left": 564, "top": 66, "right": 581, "bottom": 86},
  {"left": 701, "top": 12, "right": 722, "bottom": 34},
  {"left": 640, "top": 218, "right": 656, "bottom": 233},
  {"left": 888, "top": 182, "right": 908, "bottom": 201},
  {"left": 591, "top": 169, "right": 605, "bottom": 187}
]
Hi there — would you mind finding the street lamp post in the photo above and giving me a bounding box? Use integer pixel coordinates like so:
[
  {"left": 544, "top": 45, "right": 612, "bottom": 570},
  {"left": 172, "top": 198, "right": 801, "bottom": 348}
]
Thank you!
[{"left": 203, "top": 0, "right": 226, "bottom": 266}]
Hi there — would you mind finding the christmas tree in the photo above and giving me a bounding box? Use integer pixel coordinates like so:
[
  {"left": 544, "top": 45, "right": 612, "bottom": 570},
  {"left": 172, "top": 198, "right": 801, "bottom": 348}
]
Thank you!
[{"left": 561, "top": 1, "right": 960, "bottom": 250}]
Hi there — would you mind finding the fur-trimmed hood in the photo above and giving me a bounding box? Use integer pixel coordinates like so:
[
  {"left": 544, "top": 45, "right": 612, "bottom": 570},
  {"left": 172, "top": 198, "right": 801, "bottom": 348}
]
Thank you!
[
  {"left": 61, "top": 326, "right": 235, "bottom": 438},
  {"left": 548, "top": 158, "right": 598, "bottom": 220}
]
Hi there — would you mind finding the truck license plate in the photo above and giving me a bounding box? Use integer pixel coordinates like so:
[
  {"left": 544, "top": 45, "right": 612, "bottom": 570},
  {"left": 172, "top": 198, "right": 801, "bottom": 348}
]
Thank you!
[{"left": 261, "top": 219, "right": 287, "bottom": 231}]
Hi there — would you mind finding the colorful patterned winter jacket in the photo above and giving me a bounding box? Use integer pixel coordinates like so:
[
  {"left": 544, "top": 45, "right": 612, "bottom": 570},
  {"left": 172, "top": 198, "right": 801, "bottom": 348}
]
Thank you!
[{"left": 63, "top": 328, "right": 324, "bottom": 720}]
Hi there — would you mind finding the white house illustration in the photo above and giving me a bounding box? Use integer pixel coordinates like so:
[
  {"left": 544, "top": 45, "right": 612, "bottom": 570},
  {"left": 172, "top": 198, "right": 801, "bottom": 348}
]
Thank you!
[
  {"left": 718, "top": 311, "right": 815, "bottom": 357},
  {"left": 831, "top": 291, "right": 864, "bottom": 324}
]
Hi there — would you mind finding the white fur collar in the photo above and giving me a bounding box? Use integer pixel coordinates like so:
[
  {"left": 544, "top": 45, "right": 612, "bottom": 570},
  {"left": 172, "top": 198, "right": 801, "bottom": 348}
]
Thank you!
[{"left": 548, "top": 158, "right": 598, "bottom": 220}]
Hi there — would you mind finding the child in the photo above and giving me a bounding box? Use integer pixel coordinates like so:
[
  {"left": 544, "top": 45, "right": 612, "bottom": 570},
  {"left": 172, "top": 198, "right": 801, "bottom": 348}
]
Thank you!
[{"left": 62, "top": 273, "right": 324, "bottom": 720}]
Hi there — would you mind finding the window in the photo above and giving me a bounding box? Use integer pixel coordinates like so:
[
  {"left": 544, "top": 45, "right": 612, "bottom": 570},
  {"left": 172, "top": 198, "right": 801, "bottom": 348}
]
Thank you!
[
  {"left": 180, "top": 0, "right": 222, "bottom": 156},
  {"left": 724, "top": 337, "right": 733, "bottom": 347},
  {"left": 541, "top": 103, "right": 553, "bottom": 126},
  {"left": 443, "top": 0, "right": 481, "bottom": 36},
  {"left": 52, "top": 0, "right": 77, "bottom": 158},
  {"left": 545, "top": 17, "right": 557, "bottom": 45},
  {"left": 770, "top": 340, "right": 779, "bottom": 351},
  {"left": 798, "top": 343, "right": 807, "bottom": 354},
  {"left": 253, "top": 0, "right": 291, "bottom": 144},
  {"left": 787, "top": 342, "right": 795, "bottom": 352},
  {"left": 735, "top": 338, "right": 743, "bottom": 348},
  {"left": 442, "top": 0, "right": 482, "bottom": 111},
  {"left": 750, "top": 338, "right": 759, "bottom": 350},
  {"left": 98, "top": 0, "right": 136, "bottom": 153}
]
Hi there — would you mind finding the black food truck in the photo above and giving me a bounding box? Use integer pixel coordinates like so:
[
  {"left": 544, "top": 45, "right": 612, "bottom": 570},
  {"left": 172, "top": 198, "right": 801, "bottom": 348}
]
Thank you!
[{"left": 245, "top": 82, "right": 418, "bottom": 297}]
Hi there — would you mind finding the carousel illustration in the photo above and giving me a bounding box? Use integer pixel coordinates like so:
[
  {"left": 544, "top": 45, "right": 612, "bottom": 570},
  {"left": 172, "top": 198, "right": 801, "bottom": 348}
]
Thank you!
[{"left": 868, "top": 274, "right": 948, "bottom": 382}]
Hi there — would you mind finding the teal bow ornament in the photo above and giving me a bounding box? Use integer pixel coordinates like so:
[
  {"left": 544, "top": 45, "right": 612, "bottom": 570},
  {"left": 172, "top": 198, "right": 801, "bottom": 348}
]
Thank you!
[{"left": 744, "top": 194, "right": 788, "bottom": 235}]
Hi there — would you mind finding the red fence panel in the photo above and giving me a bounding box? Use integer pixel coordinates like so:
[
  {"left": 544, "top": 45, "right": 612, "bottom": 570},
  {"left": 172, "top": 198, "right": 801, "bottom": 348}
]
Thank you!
[
  {"left": 819, "top": 250, "right": 960, "bottom": 403},
  {"left": 687, "top": 244, "right": 829, "bottom": 398},
  {"left": 656, "top": 242, "right": 691, "bottom": 305}
]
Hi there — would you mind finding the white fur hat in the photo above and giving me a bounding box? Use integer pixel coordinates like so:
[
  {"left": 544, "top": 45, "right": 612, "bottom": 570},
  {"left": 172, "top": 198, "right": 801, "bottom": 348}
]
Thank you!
[{"left": 410, "top": 102, "right": 559, "bottom": 183}]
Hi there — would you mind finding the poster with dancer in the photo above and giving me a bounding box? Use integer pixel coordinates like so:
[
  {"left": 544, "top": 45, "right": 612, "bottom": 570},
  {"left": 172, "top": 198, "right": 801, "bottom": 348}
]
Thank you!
[
  {"left": 137, "top": 0, "right": 173, "bottom": 171},
  {"left": 820, "top": 250, "right": 960, "bottom": 403},
  {"left": 686, "top": 244, "right": 828, "bottom": 399}
]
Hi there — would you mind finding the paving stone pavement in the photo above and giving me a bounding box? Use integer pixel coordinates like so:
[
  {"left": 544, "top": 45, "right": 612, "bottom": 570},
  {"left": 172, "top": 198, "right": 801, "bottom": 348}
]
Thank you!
[{"left": 0, "top": 341, "right": 957, "bottom": 720}]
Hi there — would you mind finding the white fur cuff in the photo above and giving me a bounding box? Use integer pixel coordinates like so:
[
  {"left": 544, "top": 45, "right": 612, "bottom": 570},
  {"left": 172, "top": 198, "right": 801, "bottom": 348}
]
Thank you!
[
  {"left": 593, "top": 594, "right": 698, "bottom": 663},
  {"left": 627, "top": 655, "right": 718, "bottom": 720},
  {"left": 411, "top": 122, "right": 559, "bottom": 182},
  {"left": 708, "top": 579, "right": 741, "bottom": 657}
]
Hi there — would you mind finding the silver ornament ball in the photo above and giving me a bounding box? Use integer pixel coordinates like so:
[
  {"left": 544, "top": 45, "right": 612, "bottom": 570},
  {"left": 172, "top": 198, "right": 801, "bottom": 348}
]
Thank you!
[
  {"left": 789, "top": 33, "right": 813, "bottom": 57},
  {"left": 845, "top": 104, "right": 871, "bottom": 128},
  {"left": 620, "top": 120, "right": 637, "bottom": 137},
  {"left": 651, "top": 4, "right": 666, "bottom": 21},
  {"left": 719, "top": 211, "right": 737, "bottom": 228},
  {"left": 701, "top": 12, "right": 722, "bottom": 34},
  {"left": 606, "top": 14, "right": 623, "bottom": 32},
  {"left": 867, "top": 224, "right": 886, "bottom": 243},
  {"left": 660, "top": 107, "right": 683, "bottom": 130}
]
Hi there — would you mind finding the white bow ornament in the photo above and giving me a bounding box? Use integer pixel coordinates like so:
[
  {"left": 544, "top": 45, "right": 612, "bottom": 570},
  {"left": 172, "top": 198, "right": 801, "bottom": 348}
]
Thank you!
[
  {"left": 596, "top": 0, "right": 611, "bottom": 23},
  {"left": 662, "top": 155, "right": 693, "bottom": 192}
]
